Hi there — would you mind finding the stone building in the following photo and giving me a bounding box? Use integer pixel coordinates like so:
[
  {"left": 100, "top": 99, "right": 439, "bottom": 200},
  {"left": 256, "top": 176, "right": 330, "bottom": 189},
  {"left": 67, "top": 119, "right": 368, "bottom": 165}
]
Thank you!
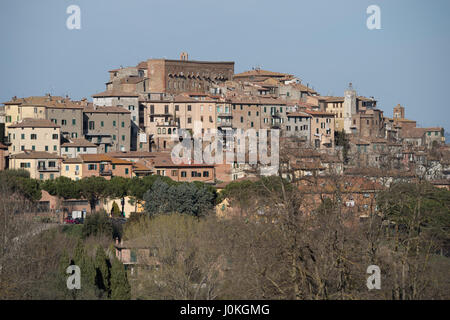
[
  {"left": 2, "top": 95, "right": 83, "bottom": 139},
  {"left": 91, "top": 91, "right": 140, "bottom": 150},
  {"left": 285, "top": 111, "right": 311, "bottom": 143},
  {"left": 7, "top": 118, "right": 61, "bottom": 155},
  {"left": 107, "top": 53, "right": 234, "bottom": 95},
  {"left": 61, "top": 138, "right": 98, "bottom": 158},
  {"left": 304, "top": 110, "right": 335, "bottom": 149},
  {"left": 9, "top": 151, "right": 62, "bottom": 180},
  {"left": 83, "top": 105, "right": 131, "bottom": 153}
]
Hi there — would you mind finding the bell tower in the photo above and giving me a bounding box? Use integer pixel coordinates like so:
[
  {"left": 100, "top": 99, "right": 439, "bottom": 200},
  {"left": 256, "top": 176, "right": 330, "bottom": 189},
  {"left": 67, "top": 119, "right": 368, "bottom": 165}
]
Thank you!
[{"left": 343, "top": 82, "right": 357, "bottom": 133}]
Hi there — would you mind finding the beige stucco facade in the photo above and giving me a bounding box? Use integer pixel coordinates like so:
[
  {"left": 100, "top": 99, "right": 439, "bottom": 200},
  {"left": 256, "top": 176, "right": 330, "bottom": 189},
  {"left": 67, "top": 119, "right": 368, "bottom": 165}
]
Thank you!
[
  {"left": 9, "top": 151, "right": 62, "bottom": 180},
  {"left": 61, "top": 159, "right": 83, "bottom": 180},
  {"left": 7, "top": 120, "right": 61, "bottom": 155}
]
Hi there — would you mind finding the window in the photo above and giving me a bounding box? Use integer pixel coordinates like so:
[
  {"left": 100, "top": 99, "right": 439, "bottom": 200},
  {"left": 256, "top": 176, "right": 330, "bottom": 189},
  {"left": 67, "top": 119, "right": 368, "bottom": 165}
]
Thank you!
[
  {"left": 32, "top": 145, "right": 35, "bottom": 151},
  {"left": 121, "top": 122, "right": 125, "bottom": 128},
  {"left": 187, "top": 117, "right": 192, "bottom": 124},
  {"left": 101, "top": 121, "right": 104, "bottom": 127},
  {"left": 88, "top": 164, "right": 97, "bottom": 170},
  {"left": 113, "top": 135, "right": 116, "bottom": 141},
  {"left": 31, "top": 134, "right": 37, "bottom": 140},
  {"left": 50, "top": 174, "right": 54, "bottom": 180},
  {"left": 128, "top": 105, "right": 135, "bottom": 111},
  {"left": 62, "top": 120, "right": 67, "bottom": 125},
  {"left": 122, "top": 135, "right": 125, "bottom": 141},
  {"left": 72, "top": 119, "right": 76, "bottom": 125},
  {"left": 175, "top": 105, "right": 179, "bottom": 111},
  {"left": 181, "top": 171, "right": 187, "bottom": 177},
  {"left": 125, "top": 168, "right": 129, "bottom": 175},
  {"left": 203, "top": 171, "right": 209, "bottom": 177},
  {"left": 54, "top": 145, "right": 57, "bottom": 151},
  {"left": 240, "top": 117, "right": 243, "bottom": 123},
  {"left": 89, "top": 121, "right": 95, "bottom": 130},
  {"left": 45, "top": 146, "right": 49, "bottom": 151},
  {"left": 113, "top": 120, "right": 116, "bottom": 127},
  {"left": 187, "top": 105, "right": 192, "bottom": 111},
  {"left": 20, "top": 162, "right": 30, "bottom": 168}
]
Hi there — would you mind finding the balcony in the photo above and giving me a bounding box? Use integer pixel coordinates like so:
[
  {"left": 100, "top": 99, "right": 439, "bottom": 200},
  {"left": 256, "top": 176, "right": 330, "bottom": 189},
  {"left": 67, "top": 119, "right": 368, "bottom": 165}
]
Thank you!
[
  {"left": 37, "top": 165, "right": 60, "bottom": 172},
  {"left": 156, "top": 120, "right": 177, "bottom": 127},
  {"left": 270, "top": 122, "right": 281, "bottom": 129},
  {"left": 218, "top": 121, "right": 233, "bottom": 128},
  {"left": 271, "top": 112, "right": 281, "bottom": 118},
  {"left": 99, "top": 170, "right": 112, "bottom": 176},
  {"left": 217, "top": 113, "right": 232, "bottom": 118}
]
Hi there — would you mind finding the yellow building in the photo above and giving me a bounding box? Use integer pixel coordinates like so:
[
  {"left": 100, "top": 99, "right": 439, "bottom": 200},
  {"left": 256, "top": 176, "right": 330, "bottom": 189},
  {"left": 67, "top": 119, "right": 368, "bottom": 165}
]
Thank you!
[
  {"left": 3, "top": 95, "right": 64, "bottom": 136},
  {"left": 61, "top": 157, "right": 83, "bottom": 180},
  {"left": 7, "top": 118, "right": 61, "bottom": 155},
  {"left": 103, "top": 197, "right": 145, "bottom": 218},
  {"left": 9, "top": 151, "right": 62, "bottom": 180}
]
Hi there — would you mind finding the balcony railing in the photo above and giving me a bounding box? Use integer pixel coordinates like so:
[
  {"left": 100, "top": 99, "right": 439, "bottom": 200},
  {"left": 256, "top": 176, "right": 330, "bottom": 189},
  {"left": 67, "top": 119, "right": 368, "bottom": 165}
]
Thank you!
[
  {"left": 217, "top": 113, "right": 232, "bottom": 118},
  {"left": 270, "top": 122, "right": 281, "bottom": 129},
  {"left": 37, "top": 165, "right": 60, "bottom": 172},
  {"left": 218, "top": 122, "right": 233, "bottom": 128},
  {"left": 271, "top": 112, "right": 281, "bottom": 118}
]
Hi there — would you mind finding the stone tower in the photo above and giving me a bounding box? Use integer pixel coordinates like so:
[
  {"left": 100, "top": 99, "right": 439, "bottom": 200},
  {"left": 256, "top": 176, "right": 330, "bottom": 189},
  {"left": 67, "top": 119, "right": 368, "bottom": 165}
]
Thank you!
[
  {"left": 393, "top": 104, "right": 405, "bottom": 119},
  {"left": 343, "top": 82, "right": 357, "bottom": 134}
]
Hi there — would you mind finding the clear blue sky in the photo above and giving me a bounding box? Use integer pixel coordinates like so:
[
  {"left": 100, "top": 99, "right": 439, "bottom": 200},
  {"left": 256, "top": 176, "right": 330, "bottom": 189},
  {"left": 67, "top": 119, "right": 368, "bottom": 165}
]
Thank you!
[{"left": 1, "top": 0, "right": 449, "bottom": 131}]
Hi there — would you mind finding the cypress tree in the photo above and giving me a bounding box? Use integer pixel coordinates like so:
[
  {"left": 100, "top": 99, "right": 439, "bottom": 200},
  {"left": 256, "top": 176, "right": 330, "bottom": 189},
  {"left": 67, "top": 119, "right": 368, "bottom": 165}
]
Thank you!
[
  {"left": 110, "top": 257, "right": 131, "bottom": 300},
  {"left": 94, "top": 246, "right": 111, "bottom": 296}
]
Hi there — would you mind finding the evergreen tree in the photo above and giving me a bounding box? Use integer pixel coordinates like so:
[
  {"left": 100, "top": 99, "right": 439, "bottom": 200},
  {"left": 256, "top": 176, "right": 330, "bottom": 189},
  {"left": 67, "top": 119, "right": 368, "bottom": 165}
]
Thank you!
[
  {"left": 111, "top": 201, "right": 121, "bottom": 218},
  {"left": 94, "top": 246, "right": 111, "bottom": 296},
  {"left": 72, "top": 239, "right": 98, "bottom": 298},
  {"left": 110, "top": 257, "right": 131, "bottom": 300}
]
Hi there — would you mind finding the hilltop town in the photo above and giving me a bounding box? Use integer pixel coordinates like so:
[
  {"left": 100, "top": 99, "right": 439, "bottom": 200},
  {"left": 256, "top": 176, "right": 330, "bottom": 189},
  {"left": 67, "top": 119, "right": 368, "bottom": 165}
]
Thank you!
[
  {"left": 1, "top": 53, "right": 449, "bottom": 300},
  {"left": 0, "top": 52, "right": 448, "bottom": 215}
]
